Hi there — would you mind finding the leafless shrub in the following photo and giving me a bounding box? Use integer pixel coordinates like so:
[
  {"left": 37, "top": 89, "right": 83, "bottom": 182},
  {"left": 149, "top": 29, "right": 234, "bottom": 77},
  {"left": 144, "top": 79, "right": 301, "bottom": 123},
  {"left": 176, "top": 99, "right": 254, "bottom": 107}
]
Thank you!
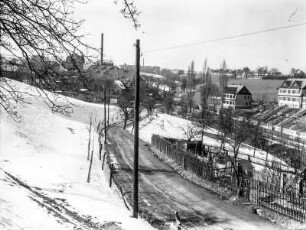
[{"left": 182, "top": 123, "right": 201, "bottom": 142}]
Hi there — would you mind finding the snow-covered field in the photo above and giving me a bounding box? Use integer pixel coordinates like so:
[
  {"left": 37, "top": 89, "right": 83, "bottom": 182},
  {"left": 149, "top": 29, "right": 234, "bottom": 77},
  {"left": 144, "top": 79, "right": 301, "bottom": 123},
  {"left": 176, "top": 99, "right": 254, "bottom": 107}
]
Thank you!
[{"left": 0, "top": 79, "right": 154, "bottom": 230}]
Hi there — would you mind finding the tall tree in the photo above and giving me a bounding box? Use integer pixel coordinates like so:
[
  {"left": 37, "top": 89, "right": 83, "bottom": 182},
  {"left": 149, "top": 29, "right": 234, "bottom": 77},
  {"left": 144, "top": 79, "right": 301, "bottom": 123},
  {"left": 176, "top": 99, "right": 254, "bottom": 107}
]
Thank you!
[
  {"left": 142, "top": 86, "right": 159, "bottom": 116},
  {"left": 118, "top": 88, "right": 134, "bottom": 129},
  {"left": 218, "top": 108, "right": 252, "bottom": 195},
  {"left": 163, "top": 92, "right": 175, "bottom": 114},
  {"left": 256, "top": 66, "right": 268, "bottom": 77},
  {"left": 220, "top": 59, "right": 227, "bottom": 72}
]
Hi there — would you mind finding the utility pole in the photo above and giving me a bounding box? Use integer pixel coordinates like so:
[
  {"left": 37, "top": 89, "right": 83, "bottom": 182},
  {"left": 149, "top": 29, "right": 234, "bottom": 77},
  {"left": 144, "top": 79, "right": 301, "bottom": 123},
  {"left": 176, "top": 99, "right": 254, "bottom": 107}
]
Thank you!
[
  {"left": 133, "top": 39, "right": 140, "bottom": 218},
  {"left": 101, "top": 33, "right": 107, "bottom": 144},
  {"left": 101, "top": 33, "right": 104, "bottom": 65},
  {"left": 104, "top": 82, "right": 107, "bottom": 144},
  {"left": 107, "top": 86, "right": 110, "bottom": 126}
]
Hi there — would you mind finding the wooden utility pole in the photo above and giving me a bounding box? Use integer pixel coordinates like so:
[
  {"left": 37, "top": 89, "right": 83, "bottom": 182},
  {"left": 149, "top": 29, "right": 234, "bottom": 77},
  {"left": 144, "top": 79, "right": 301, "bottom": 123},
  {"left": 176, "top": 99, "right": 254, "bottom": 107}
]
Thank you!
[
  {"left": 101, "top": 33, "right": 104, "bottom": 65},
  {"left": 133, "top": 39, "right": 140, "bottom": 218},
  {"left": 101, "top": 33, "right": 107, "bottom": 144},
  {"left": 108, "top": 86, "right": 110, "bottom": 126},
  {"left": 104, "top": 83, "right": 107, "bottom": 144}
]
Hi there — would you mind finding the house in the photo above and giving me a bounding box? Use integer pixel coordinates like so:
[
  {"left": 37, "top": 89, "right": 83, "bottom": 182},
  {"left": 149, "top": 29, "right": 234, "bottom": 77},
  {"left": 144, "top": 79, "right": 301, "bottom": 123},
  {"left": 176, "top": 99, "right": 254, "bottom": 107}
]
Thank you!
[
  {"left": 223, "top": 85, "right": 252, "bottom": 109},
  {"left": 278, "top": 78, "right": 306, "bottom": 108}
]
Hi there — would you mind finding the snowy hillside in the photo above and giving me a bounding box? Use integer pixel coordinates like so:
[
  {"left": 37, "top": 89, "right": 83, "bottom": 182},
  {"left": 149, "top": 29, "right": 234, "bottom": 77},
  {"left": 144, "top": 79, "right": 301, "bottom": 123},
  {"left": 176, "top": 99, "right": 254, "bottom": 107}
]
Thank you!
[
  {"left": 128, "top": 113, "right": 289, "bottom": 172},
  {"left": 0, "top": 79, "right": 154, "bottom": 230}
]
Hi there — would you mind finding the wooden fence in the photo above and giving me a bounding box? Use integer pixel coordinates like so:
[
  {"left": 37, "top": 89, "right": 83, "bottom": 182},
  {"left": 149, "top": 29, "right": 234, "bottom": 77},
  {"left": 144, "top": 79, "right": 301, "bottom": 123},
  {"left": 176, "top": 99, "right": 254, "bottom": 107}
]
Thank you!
[{"left": 151, "top": 134, "right": 306, "bottom": 222}]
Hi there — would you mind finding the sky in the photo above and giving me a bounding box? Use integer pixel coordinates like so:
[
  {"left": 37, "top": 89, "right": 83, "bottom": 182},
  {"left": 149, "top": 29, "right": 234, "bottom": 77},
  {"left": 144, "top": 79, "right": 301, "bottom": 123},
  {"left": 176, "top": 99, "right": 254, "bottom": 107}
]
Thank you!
[{"left": 74, "top": 0, "right": 306, "bottom": 74}]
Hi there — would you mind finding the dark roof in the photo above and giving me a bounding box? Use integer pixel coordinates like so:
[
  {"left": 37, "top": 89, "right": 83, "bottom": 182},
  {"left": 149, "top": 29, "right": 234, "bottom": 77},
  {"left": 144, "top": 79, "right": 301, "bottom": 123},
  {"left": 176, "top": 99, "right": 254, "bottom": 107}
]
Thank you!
[
  {"left": 224, "top": 86, "right": 237, "bottom": 94},
  {"left": 294, "top": 81, "right": 303, "bottom": 88},
  {"left": 224, "top": 85, "right": 252, "bottom": 96},
  {"left": 279, "top": 79, "right": 306, "bottom": 90},
  {"left": 237, "top": 86, "right": 252, "bottom": 95},
  {"left": 280, "top": 80, "right": 292, "bottom": 88}
]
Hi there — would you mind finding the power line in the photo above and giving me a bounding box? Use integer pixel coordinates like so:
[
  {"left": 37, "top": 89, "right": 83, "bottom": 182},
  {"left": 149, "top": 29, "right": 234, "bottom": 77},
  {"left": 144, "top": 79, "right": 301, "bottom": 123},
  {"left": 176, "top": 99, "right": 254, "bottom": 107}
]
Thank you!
[{"left": 143, "top": 22, "right": 306, "bottom": 54}]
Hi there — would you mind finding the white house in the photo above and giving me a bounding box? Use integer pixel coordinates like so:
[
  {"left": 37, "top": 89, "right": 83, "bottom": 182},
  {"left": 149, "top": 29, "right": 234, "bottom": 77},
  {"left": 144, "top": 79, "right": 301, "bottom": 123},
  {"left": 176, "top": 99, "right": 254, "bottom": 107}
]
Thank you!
[{"left": 278, "top": 78, "right": 306, "bottom": 108}]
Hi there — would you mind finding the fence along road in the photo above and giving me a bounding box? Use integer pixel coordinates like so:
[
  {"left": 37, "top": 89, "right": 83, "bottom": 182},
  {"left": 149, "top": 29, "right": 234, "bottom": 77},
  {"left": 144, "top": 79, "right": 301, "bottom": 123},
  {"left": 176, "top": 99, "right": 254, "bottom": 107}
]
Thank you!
[{"left": 107, "top": 126, "right": 281, "bottom": 230}]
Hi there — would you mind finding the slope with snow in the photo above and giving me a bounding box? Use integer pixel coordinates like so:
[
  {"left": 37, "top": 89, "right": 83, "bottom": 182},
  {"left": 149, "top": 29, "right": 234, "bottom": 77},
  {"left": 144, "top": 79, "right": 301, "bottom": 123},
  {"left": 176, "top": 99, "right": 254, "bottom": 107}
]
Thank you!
[
  {"left": 129, "top": 113, "right": 289, "bottom": 172},
  {"left": 0, "top": 79, "right": 154, "bottom": 230}
]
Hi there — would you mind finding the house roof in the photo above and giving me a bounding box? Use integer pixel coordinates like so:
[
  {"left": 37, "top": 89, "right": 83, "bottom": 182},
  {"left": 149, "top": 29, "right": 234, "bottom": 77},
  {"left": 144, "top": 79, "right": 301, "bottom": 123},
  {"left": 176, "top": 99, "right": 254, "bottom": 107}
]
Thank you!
[
  {"left": 279, "top": 78, "right": 306, "bottom": 89},
  {"left": 85, "top": 64, "right": 137, "bottom": 83},
  {"left": 224, "top": 85, "right": 251, "bottom": 95}
]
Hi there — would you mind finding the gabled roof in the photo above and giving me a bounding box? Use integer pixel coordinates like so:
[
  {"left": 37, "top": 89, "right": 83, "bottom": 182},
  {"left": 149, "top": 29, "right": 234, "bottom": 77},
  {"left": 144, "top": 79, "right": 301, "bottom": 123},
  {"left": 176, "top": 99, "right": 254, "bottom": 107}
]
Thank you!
[
  {"left": 279, "top": 78, "right": 306, "bottom": 89},
  {"left": 224, "top": 86, "right": 237, "bottom": 94},
  {"left": 224, "top": 85, "right": 251, "bottom": 95},
  {"left": 280, "top": 80, "right": 292, "bottom": 88}
]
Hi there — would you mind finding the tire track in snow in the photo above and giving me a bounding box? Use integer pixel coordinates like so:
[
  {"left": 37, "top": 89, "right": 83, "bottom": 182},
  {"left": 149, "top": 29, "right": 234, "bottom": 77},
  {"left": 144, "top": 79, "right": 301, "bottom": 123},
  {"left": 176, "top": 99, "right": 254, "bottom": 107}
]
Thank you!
[{"left": 4, "top": 171, "right": 122, "bottom": 230}]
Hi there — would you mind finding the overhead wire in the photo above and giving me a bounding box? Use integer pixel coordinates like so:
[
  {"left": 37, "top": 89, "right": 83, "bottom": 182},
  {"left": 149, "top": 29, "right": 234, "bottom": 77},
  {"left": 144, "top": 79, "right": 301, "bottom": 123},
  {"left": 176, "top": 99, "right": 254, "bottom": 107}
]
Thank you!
[{"left": 143, "top": 22, "right": 306, "bottom": 54}]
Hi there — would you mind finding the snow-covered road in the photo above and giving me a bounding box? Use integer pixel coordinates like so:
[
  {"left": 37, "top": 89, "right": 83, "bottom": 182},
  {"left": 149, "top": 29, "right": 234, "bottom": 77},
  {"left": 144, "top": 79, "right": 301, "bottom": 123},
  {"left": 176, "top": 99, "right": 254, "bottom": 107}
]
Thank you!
[{"left": 108, "top": 126, "right": 282, "bottom": 230}]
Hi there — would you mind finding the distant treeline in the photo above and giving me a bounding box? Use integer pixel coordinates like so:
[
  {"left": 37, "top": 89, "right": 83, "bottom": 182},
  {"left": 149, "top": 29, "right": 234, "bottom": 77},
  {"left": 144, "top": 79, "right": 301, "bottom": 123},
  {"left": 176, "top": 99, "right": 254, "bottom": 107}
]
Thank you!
[{"left": 262, "top": 75, "right": 304, "bottom": 80}]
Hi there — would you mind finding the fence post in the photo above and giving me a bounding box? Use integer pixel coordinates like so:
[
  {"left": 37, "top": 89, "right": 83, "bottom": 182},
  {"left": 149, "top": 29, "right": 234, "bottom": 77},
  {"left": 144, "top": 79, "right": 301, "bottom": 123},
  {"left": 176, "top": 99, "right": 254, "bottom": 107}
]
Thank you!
[
  {"left": 109, "top": 164, "right": 113, "bottom": 187},
  {"left": 87, "top": 150, "right": 94, "bottom": 183},
  {"left": 99, "top": 142, "right": 103, "bottom": 160}
]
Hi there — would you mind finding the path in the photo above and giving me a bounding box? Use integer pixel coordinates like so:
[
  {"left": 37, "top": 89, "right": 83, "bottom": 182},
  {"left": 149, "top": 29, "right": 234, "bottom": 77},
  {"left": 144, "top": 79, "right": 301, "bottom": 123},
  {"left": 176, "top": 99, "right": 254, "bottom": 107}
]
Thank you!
[{"left": 108, "top": 126, "right": 282, "bottom": 230}]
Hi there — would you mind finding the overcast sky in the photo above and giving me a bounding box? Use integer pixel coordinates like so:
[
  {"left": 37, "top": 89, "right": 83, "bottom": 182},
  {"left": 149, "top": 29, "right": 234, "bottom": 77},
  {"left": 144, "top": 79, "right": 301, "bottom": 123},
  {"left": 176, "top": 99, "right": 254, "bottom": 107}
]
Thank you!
[{"left": 75, "top": 0, "right": 306, "bottom": 74}]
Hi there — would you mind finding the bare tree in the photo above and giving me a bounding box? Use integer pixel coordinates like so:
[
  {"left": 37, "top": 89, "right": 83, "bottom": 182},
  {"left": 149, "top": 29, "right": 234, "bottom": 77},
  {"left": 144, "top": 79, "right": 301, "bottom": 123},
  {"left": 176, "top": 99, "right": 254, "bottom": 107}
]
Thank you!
[
  {"left": 218, "top": 108, "right": 252, "bottom": 194},
  {"left": 186, "top": 61, "right": 196, "bottom": 113},
  {"left": 163, "top": 91, "right": 175, "bottom": 114},
  {"left": 1, "top": 0, "right": 91, "bottom": 114},
  {"left": 118, "top": 88, "right": 134, "bottom": 129},
  {"left": 182, "top": 123, "right": 201, "bottom": 142},
  {"left": 142, "top": 86, "right": 159, "bottom": 116},
  {"left": 118, "top": 0, "right": 141, "bottom": 29},
  {"left": 250, "top": 121, "right": 269, "bottom": 157},
  {"left": 0, "top": 0, "right": 140, "bottom": 116}
]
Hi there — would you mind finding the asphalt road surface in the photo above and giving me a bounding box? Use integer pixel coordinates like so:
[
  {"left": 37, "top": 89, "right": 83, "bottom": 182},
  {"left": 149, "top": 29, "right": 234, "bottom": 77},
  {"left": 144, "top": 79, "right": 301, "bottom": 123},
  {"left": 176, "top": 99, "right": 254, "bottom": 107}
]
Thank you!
[{"left": 108, "top": 126, "right": 282, "bottom": 230}]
